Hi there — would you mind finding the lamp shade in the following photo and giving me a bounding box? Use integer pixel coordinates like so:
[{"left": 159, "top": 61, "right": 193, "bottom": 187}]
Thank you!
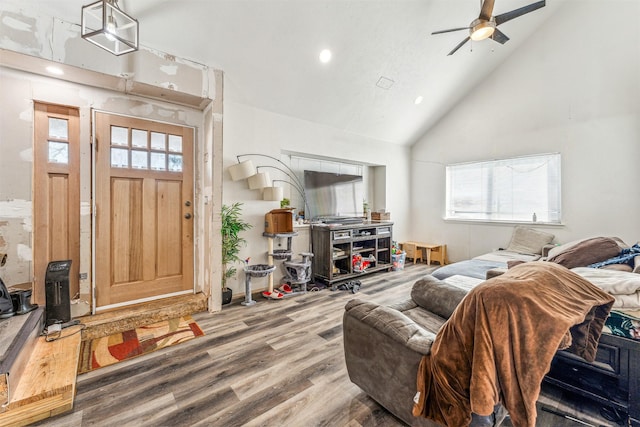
[
  {"left": 81, "top": 0, "right": 139, "bottom": 56},
  {"left": 263, "top": 186, "right": 284, "bottom": 201},
  {"left": 248, "top": 172, "right": 271, "bottom": 189},
  {"left": 228, "top": 160, "right": 256, "bottom": 181}
]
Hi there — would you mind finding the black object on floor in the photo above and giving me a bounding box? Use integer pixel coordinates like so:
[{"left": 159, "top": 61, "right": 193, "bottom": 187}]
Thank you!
[
  {"left": 332, "top": 280, "right": 361, "bottom": 293},
  {"left": 0, "top": 277, "right": 15, "bottom": 318}
]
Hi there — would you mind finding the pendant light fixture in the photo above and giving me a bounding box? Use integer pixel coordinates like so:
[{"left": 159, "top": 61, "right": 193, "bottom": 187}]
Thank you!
[{"left": 81, "top": 0, "right": 139, "bottom": 55}]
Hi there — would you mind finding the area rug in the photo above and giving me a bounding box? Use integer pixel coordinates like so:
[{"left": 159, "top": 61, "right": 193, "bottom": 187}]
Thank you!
[{"left": 77, "top": 315, "right": 204, "bottom": 374}]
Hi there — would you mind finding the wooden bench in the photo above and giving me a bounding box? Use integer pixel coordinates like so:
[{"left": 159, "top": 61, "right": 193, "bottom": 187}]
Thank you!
[{"left": 0, "top": 325, "right": 81, "bottom": 426}]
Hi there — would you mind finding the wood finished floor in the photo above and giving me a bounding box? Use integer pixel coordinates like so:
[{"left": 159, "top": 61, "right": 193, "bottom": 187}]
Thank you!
[{"left": 37, "top": 264, "right": 619, "bottom": 427}]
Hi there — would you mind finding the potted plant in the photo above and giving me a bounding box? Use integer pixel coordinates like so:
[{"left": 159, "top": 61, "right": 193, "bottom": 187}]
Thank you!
[{"left": 221, "top": 202, "right": 252, "bottom": 305}]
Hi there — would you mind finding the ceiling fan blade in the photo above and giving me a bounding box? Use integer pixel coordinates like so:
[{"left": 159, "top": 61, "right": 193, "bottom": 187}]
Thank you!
[
  {"left": 448, "top": 37, "right": 471, "bottom": 56},
  {"left": 479, "top": 0, "right": 496, "bottom": 21},
  {"left": 432, "top": 27, "right": 471, "bottom": 35},
  {"left": 495, "top": 0, "right": 545, "bottom": 26},
  {"left": 491, "top": 28, "right": 510, "bottom": 44}
]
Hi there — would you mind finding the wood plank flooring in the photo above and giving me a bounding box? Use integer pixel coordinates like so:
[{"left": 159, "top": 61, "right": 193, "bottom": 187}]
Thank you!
[{"left": 36, "top": 264, "right": 619, "bottom": 427}]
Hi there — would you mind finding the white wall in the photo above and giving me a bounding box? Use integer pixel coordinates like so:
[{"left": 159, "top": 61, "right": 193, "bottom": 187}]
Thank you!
[
  {"left": 221, "top": 100, "right": 411, "bottom": 294},
  {"left": 410, "top": 0, "right": 640, "bottom": 263}
]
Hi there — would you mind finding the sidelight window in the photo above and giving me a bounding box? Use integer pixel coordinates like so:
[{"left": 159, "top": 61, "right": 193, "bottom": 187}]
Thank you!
[{"left": 47, "top": 118, "right": 69, "bottom": 164}]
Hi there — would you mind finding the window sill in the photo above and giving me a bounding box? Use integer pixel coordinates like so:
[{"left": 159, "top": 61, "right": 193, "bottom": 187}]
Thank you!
[{"left": 443, "top": 218, "right": 565, "bottom": 227}]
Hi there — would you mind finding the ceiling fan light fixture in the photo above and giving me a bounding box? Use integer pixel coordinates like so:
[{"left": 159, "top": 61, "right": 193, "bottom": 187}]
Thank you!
[{"left": 469, "top": 19, "right": 496, "bottom": 41}]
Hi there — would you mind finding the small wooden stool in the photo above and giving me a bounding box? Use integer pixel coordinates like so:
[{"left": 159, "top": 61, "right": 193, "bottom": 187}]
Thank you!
[{"left": 399, "top": 242, "right": 422, "bottom": 264}]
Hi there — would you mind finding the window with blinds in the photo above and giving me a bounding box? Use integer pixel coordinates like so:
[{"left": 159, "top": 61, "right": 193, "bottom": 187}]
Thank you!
[{"left": 445, "top": 153, "right": 561, "bottom": 223}]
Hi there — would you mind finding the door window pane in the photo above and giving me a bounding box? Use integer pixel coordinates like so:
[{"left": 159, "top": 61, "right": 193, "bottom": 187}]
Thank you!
[
  {"left": 111, "top": 126, "right": 128, "bottom": 146},
  {"left": 151, "top": 152, "right": 166, "bottom": 170},
  {"left": 48, "top": 118, "right": 68, "bottom": 139},
  {"left": 131, "top": 150, "right": 148, "bottom": 169},
  {"left": 111, "top": 148, "right": 129, "bottom": 168},
  {"left": 150, "top": 132, "right": 166, "bottom": 150},
  {"left": 168, "top": 154, "right": 183, "bottom": 172},
  {"left": 48, "top": 141, "right": 69, "bottom": 163},
  {"left": 131, "top": 129, "right": 148, "bottom": 148},
  {"left": 168, "top": 135, "right": 182, "bottom": 153}
]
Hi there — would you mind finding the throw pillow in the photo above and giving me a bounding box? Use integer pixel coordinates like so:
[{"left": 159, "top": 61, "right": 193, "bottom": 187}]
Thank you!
[
  {"left": 547, "top": 237, "right": 621, "bottom": 269},
  {"left": 506, "top": 226, "right": 555, "bottom": 255}
]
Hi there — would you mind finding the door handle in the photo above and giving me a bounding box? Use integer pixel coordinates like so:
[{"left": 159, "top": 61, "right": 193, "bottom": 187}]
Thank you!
[{"left": 184, "top": 213, "right": 192, "bottom": 219}]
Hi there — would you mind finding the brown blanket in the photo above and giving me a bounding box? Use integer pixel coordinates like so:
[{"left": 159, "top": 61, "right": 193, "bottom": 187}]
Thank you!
[{"left": 412, "top": 262, "right": 614, "bottom": 427}]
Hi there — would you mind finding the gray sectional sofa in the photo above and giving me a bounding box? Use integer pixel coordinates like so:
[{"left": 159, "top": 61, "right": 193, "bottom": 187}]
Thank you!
[
  {"left": 343, "top": 276, "right": 479, "bottom": 426},
  {"left": 343, "top": 232, "right": 640, "bottom": 426}
]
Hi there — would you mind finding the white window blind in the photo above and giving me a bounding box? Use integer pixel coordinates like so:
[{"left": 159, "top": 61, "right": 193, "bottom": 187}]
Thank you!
[{"left": 446, "top": 153, "right": 561, "bottom": 223}]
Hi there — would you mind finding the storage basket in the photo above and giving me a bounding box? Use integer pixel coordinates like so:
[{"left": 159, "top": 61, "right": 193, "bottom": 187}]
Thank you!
[{"left": 392, "top": 252, "right": 406, "bottom": 271}]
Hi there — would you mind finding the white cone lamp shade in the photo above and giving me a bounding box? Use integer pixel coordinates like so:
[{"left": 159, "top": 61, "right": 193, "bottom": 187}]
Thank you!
[
  {"left": 228, "top": 160, "right": 256, "bottom": 181},
  {"left": 263, "top": 186, "right": 284, "bottom": 201},
  {"left": 248, "top": 172, "right": 271, "bottom": 189}
]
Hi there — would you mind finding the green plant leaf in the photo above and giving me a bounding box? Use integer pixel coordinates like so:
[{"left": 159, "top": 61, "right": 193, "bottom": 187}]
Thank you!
[{"left": 221, "top": 202, "right": 252, "bottom": 289}]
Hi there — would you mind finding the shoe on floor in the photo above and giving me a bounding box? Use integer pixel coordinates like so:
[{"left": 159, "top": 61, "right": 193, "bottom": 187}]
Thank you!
[
  {"left": 262, "top": 290, "right": 284, "bottom": 300},
  {"left": 279, "top": 284, "right": 293, "bottom": 294}
]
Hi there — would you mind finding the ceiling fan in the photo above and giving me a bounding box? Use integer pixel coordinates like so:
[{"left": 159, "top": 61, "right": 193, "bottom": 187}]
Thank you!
[{"left": 432, "top": 0, "right": 546, "bottom": 56}]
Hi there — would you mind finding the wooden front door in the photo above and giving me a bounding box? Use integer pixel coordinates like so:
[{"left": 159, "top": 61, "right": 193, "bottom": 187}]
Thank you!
[{"left": 94, "top": 112, "right": 194, "bottom": 309}]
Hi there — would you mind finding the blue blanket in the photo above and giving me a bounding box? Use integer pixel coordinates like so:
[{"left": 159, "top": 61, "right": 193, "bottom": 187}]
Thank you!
[{"left": 589, "top": 243, "right": 640, "bottom": 269}]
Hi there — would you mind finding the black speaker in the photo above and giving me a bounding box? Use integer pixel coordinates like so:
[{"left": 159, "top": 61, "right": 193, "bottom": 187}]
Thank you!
[{"left": 45, "top": 260, "right": 72, "bottom": 326}]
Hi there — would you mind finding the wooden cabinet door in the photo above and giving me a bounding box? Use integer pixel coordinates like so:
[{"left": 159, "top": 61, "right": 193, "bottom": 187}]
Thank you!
[{"left": 94, "top": 112, "right": 194, "bottom": 309}]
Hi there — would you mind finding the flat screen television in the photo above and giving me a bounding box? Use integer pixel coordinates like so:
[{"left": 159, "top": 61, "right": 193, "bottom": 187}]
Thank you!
[{"left": 304, "top": 170, "right": 364, "bottom": 221}]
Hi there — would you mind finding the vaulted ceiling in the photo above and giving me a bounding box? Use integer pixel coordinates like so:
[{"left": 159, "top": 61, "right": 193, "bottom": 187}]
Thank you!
[{"left": 18, "top": 0, "right": 559, "bottom": 145}]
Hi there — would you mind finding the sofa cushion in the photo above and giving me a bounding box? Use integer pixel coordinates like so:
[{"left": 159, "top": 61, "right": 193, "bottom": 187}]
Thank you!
[
  {"left": 547, "top": 237, "right": 621, "bottom": 269},
  {"left": 505, "top": 226, "right": 555, "bottom": 255},
  {"left": 402, "top": 306, "right": 448, "bottom": 334},
  {"left": 411, "top": 275, "right": 467, "bottom": 319},
  {"left": 344, "top": 299, "right": 436, "bottom": 354}
]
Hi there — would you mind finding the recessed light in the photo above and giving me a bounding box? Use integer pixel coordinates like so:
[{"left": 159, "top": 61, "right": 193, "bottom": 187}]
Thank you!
[
  {"left": 414, "top": 96, "right": 424, "bottom": 105},
  {"left": 46, "top": 66, "right": 64, "bottom": 75},
  {"left": 319, "top": 49, "right": 332, "bottom": 63}
]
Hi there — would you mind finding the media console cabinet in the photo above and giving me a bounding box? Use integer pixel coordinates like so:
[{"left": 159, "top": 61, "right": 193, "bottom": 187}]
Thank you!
[
  {"left": 545, "top": 332, "right": 640, "bottom": 426},
  {"left": 311, "top": 221, "right": 393, "bottom": 285}
]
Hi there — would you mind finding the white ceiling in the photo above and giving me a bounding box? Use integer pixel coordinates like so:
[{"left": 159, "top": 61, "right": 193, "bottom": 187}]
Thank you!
[{"left": 22, "top": 0, "right": 558, "bottom": 145}]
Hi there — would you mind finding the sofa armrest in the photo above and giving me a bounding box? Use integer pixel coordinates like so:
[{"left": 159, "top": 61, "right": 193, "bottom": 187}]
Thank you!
[
  {"left": 343, "top": 299, "right": 441, "bottom": 426},
  {"left": 344, "top": 299, "right": 436, "bottom": 354}
]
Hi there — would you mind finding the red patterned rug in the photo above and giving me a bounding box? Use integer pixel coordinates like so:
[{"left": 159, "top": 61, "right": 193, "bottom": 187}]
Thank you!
[{"left": 78, "top": 315, "right": 204, "bottom": 374}]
